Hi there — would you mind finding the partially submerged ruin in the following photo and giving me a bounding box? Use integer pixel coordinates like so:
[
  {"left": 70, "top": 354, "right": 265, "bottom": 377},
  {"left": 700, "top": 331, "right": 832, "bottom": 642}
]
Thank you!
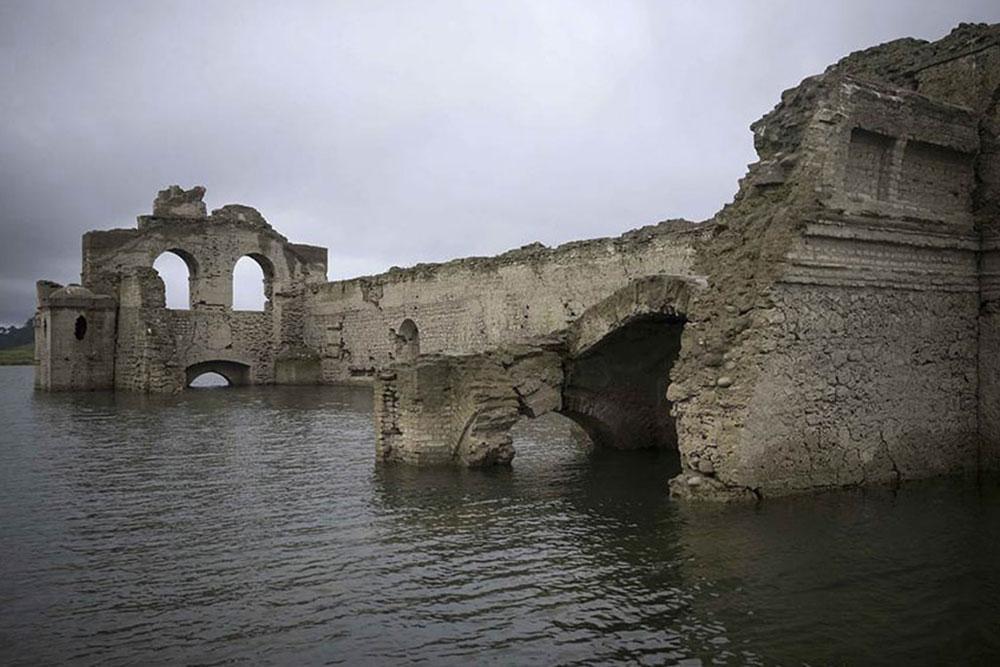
[{"left": 36, "top": 24, "right": 1000, "bottom": 500}]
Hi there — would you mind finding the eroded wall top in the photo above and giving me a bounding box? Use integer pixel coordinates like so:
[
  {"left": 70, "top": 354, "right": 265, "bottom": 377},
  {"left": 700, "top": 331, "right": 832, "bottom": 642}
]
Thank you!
[{"left": 82, "top": 185, "right": 328, "bottom": 309}]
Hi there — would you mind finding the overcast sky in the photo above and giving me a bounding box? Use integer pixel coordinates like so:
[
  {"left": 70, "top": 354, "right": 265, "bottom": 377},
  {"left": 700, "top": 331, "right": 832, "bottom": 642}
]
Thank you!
[{"left": 2, "top": 1, "right": 999, "bottom": 324}]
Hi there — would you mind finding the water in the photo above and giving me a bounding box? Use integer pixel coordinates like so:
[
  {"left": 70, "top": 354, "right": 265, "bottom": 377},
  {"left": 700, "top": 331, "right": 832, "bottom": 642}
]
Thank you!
[{"left": 1, "top": 365, "right": 998, "bottom": 665}]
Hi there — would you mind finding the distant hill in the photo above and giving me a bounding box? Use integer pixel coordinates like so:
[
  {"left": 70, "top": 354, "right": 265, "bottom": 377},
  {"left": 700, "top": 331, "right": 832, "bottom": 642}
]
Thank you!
[{"left": 0, "top": 319, "right": 33, "bottom": 350}]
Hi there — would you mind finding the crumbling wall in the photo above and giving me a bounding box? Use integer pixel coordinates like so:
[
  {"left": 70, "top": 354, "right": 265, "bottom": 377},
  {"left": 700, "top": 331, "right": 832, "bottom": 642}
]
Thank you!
[
  {"left": 915, "top": 36, "right": 1000, "bottom": 472},
  {"left": 374, "top": 344, "right": 564, "bottom": 466},
  {"left": 738, "top": 286, "right": 978, "bottom": 488},
  {"left": 374, "top": 275, "right": 697, "bottom": 467},
  {"left": 669, "top": 25, "right": 997, "bottom": 500},
  {"left": 306, "top": 222, "right": 702, "bottom": 383},
  {"left": 803, "top": 24, "right": 1000, "bottom": 474},
  {"left": 34, "top": 283, "right": 116, "bottom": 391},
  {"left": 113, "top": 268, "right": 178, "bottom": 392},
  {"left": 367, "top": 25, "right": 1000, "bottom": 501},
  {"left": 40, "top": 185, "right": 329, "bottom": 393},
  {"left": 110, "top": 267, "right": 279, "bottom": 391}
]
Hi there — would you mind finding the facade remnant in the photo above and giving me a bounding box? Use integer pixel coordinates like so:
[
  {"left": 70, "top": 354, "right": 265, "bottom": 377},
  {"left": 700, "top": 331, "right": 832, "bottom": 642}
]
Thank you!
[
  {"left": 35, "top": 24, "right": 1000, "bottom": 499},
  {"left": 37, "top": 186, "right": 329, "bottom": 392}
]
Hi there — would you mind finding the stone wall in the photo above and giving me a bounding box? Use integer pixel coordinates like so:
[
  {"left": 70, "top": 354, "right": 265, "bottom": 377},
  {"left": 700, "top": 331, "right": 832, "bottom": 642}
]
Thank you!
[
  {"left": 374, "top": 275, "right": 699, "bottom": 467},
  {"left": 667, "top": 28, "right": 995, "bottom": 500},
  {"left": 374, "top": 344, "right": 564, "bottom": 467},
  {"left": 371, "top": 24, "right": 1000, "bottom": 501},
  {"left": 305, "top": 222, "right": 702, "bottom": 383},
  {"left": 731, "top": 285, "right": 978, "bottom": 489},
  {"left": 34, "top": 283, "right": 116, "bottom": 391},
  {"left": 40, "top": 186, "right": 329, "bottom": 392}
]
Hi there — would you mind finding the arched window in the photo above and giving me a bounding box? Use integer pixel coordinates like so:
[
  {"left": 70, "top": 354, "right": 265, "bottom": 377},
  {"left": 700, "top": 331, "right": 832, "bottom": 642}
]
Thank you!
[
  {"left": 74, "top": 315, "right": 87, "bottom": 340},
  {"left": 232, "top": 255, "right": 272, "bottom": 311},
  {"left": 153, "top": 250, "right": 195, "bottom": 310}
]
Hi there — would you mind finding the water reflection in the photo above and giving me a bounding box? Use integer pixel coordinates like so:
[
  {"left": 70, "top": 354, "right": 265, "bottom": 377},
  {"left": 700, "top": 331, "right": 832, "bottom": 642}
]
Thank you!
[
  {"left": 1, "top": 366, "right": 999, "bottom": 665},
  {"left": 674, "top": 479, "right": 1000, "bottom": 664}
]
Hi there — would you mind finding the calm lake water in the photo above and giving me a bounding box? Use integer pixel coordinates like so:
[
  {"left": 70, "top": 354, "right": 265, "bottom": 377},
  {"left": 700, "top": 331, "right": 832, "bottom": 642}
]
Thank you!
[{"left": 1, "top": 365, "right": 998, "bottom": 665}]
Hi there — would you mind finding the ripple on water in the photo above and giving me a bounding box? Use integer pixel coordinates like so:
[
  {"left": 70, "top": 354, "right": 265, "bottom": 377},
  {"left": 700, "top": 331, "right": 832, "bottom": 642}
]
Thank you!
[{"left": 1, "top": 366, "right": 999, "bottom": 665}]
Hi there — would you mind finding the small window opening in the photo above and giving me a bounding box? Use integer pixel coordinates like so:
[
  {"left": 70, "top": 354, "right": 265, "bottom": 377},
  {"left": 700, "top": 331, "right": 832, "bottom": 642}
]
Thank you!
[{"left": 74, "top": 315, "right": 87, "bottom": 340}]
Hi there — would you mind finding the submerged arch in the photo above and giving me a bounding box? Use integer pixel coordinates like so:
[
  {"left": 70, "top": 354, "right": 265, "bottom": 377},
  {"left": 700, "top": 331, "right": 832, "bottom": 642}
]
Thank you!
[
  {"left": 430, "top": 275, "right": 699, "bottom": 467},
  {"left": 561, "top": 312, "right": 685, "bottom": 451},
  {"left": 184, "top": 360, "right": 251, "bottom": 388},
  {"left": 189, "top": 371, "right": 230, "bottom": 388},
  {"left": 558, "top": 275, "right": 695, "bottom": 452}
]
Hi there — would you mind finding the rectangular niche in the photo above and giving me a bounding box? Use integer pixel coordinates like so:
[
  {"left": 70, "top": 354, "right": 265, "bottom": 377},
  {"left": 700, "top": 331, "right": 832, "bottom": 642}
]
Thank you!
[
  {"left": 844, "top": 128, "right": 895, "bottom": 200},
  {"left": 898, "top": 140, "right": 972, "bottom": 216}
]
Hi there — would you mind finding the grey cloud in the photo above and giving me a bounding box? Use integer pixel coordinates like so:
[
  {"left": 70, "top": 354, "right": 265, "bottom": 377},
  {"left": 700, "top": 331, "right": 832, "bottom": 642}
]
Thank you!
[{"left": 2, "top": 0, "right": 999, "bottom": 323}]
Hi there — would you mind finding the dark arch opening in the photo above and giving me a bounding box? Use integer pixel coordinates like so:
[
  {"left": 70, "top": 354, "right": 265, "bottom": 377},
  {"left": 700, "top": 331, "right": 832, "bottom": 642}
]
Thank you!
[
  {"left": 394, "top": 318, "right": 420, "bottom": 362},
  {"left": 232, "top": 254, "right": 274, "bottom": 311},
  {"left": 184, "top": 360, "right": 251, "bottom": 388},
  {"left": 153, "top": 249, "right": 198, "bottom": 310},
  {"left": 74, "top": 315, "right": 87, "bottom": 340},
  {"left": 560, "top": 313, "right": 685, "bottom": 455}
]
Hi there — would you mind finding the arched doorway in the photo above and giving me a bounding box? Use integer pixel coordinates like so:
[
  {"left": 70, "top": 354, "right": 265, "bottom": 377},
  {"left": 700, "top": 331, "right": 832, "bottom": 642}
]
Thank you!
[
  {"left": 153, "top": 249, "right": 197, "bottom": 310},
  {"left": 184, "top": 360, "right": 251, "bottom": 388}
]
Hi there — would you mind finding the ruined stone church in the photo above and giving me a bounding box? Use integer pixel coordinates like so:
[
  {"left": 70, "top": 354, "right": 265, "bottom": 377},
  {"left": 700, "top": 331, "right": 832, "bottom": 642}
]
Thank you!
[{"left": 35, "top": 24, "right": 1000, "bottom": 500}]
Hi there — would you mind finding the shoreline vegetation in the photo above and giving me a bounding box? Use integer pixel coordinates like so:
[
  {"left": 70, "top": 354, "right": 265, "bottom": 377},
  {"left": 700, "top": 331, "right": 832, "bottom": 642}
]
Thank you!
[{"left": 0, "top": 345, "right": 35, "bottom": 365}]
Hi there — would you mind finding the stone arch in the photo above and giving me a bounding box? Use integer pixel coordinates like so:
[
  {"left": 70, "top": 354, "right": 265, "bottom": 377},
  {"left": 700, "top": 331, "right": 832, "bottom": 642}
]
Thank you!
[
  {"left": 561, "top": 313, "right": 685, "bottom": 451},
  {"left": 189, "top": 372, "right": 229, "bottom": 387},
  {"left": 232, "top": 253, "right": 275, "bottom": 311},
  {"left": 374, "top": 275, "right": 702, "bottom": 469},
  {"left": 184, "top": 360, "right": 251, "bottom": 388},
  {"left": 153, "top": 248, "right": 198, "bottom": 309},
  {"left": 394, "top": 318, "right": 420, "bottom": 362},
  {"left": 560, "top": 275, "right": 696, "bottom": 453},
  {"left": 566, "top": 274, "right": 697, "bottom": 357}
]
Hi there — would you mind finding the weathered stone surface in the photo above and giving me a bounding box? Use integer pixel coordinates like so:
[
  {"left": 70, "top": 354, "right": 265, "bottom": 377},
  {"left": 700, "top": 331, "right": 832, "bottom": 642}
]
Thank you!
[
  {"left": 374, "top": 275, "right": 697, "bottom": 465},
  {"left": 153, "top": 185, "right": 207, "bottom": 218},
  {"left": 38, "top": 189, "right": 328, "bottom": 392},
  {"left": 210, "top": 204, "right": 272, "bottom": 230},
  {"left": 367, "top": 24, "right": 1000, "bottom": 500},
  {"left": 665, "top": 23, "right": 999, "bottom": 500},
  {"left": 306, "top": 220, "right": 703, "bottom": 385},
  {"left": 374, "top": 346, "right": 565, "bottom": 467},
  {"left": 34, "top": 283, "right": 116, "bottom": 391},
  {"left": 34, "top": 23, "right": 1000, "bottom": 500}
]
